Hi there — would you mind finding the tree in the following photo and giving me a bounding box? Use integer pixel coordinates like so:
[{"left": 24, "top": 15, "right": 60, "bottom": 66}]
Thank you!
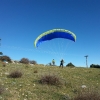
[
  {"left": 0, "top": 55, "right": 11, "bottom": 63},
  {"left": 0, "top": 52, "right": 3, "bottom": 55},
  {"left": 90, "top": 64, "right": 100, "bottom": 68},
  {"left": 19, "top": 58, "right": 29, "bottom": 64},
  {"left": 30, "top": 60, "right": 37, "bottom": 65},
  {"left": 66, "top": 62, "right": 75, "bottom": 67},
  {"left": 0, "top": 39, "right": 3, "bottom": 56}
]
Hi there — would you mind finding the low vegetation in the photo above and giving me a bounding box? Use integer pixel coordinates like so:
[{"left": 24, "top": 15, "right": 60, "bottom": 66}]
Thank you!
[
  {"left": 90, "top": 64, "right": 100, "bottom": 68},
  {"left": 8, "top": 70, "right": 23, "bottom": 78},
  {"left": 0, "top": 85, "right": 5, "bottom": 95},
  {"left": 19, "top": 58, "right": 30, "bottom": 64},
  {"left": 39, "top": 74, "right": 62, "bottom": 86},
  {"left": 33, "top": 70, "right": 38, "bottom": 73},
  {"left": 74, "top": 88, "right": 100, "bottom": 100},
  {"left": 30, "top": 60, "right": 37, "bottom": 65},
  {"left": 0, "top": 55, "right": 12, "bottom": 63},
  {"left": 66, "top": 62, "right": 75, "bottom": 67},
  {"left": 0, "top": 62, "right": 100, "bottom": 100}
]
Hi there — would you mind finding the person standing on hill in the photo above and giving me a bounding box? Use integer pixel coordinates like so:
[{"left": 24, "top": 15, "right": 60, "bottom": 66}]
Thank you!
[
  {"left": 52, "top": 59, "right": 55, "bottom": 66},
  {"left": 60, "top": 59, "right": 64, "bottom": 68}
]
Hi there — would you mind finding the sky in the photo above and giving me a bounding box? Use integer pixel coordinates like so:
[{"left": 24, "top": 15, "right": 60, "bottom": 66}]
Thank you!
[{"left": 0, "top": 0, "right": 100, "bottom": 67}]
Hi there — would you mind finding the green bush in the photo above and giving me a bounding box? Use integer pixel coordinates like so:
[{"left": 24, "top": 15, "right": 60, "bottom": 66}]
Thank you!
[
  {"left": 90, "top": 64, "right": 100, "bottom": 68},
  {"left": 0, "top": 55, "right": 11, "bottom": 63},
  {"left": 19, "top": 58, "right": 29, "bottom": 64},
  {"left": 30, "top": 60, "right": 37, "bottom": 65},
  {"left": 66, "top": 62, "right": 75, "bottom": 67},
  {"left": 0, "top": 52, "right": 3, "bottom": 55}
]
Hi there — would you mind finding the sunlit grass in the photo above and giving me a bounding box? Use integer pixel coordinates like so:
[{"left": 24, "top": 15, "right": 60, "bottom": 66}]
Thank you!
[{"left": 0, "top": 62, "right": 100, "bottom": 99}]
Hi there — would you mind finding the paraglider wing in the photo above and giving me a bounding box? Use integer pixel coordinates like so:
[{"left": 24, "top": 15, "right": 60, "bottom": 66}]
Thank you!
[{"left": 34, "top": 29, "right": 76, "bottom": 47}]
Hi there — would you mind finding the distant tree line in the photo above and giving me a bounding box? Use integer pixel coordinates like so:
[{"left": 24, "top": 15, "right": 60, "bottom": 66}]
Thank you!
[
  {"left": 1, "top": 55, "right": 100, "bottom": 68},
  {"left": 19, "top": 58, "right": 37, "bottom": 64},
  {"left": 0, "top": 55, "right": 37, "bottom": 64},
  {"left": 90, "top": 64, "right": 100, "bottom": 68}
]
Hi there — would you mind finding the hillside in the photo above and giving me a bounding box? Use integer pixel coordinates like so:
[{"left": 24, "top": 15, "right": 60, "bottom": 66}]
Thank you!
[{"left": 0, "top": 63, "right": 100, "bottom": 100}]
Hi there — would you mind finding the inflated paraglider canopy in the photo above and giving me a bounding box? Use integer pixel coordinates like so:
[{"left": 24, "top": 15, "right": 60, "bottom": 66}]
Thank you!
[{"left": 34, "top": 29, "right": 76, "bottom": 48}]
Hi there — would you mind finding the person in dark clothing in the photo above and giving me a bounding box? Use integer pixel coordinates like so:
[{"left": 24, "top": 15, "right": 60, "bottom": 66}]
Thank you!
[{"left": 60, "top": 59, "right": 64, "bottom": 68}]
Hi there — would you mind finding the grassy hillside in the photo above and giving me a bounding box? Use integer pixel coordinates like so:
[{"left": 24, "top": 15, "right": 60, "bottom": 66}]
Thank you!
[{"left": 0, "top": 62, "right": 100, "bottom": 100}]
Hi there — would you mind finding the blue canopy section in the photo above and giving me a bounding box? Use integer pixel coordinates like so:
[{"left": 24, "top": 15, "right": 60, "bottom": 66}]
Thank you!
[{"left": 34, "top": 29, "right": 76, "bottom": 47}]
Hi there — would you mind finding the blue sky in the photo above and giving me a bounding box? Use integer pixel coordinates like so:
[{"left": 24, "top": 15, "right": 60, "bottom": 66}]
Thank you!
[{"left": 0, "top": 0, "right": 100, "bottom": 67}]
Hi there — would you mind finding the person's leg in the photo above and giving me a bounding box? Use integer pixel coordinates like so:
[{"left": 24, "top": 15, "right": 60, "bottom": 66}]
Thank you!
[
  {"left": 62, "top": 64, "right": 63, "bottom": 68},
  {"left": 60, "top": 63, "right": 62, "bottom": 68},
  {"left": 60, "top": 63, "right": 61, "bottom": 67}
]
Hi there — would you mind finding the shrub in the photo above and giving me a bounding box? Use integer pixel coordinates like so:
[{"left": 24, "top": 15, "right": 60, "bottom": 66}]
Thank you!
[
  {"left": 0, "top": 55, "right": 11, "bottom": 63},
  {"left": 73, "top": 89, "right": 100, "bottom": 100},
  {"left": 0, "top": 52, "right": 3, "bottom": 55},
  {"left": 8, "top": 70, "right": 22, "bottom": 78},
  {"left": 30, "top": 60, "right": 37, "bottom": 65},
  {"left": 66, "top": 62, "right": 75, "bottom": 67},
  {"left": 34, "top": 70, "right": 38, "bottom": 73},
  {"left": 90, "top": 64, "right": 100, "bottom": 68},
  {"left": 19, "top": 58, "right": 29, "bottom": 64},
  {"left": 39, "top": 74, "right": 62, "bottom": 86}
]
